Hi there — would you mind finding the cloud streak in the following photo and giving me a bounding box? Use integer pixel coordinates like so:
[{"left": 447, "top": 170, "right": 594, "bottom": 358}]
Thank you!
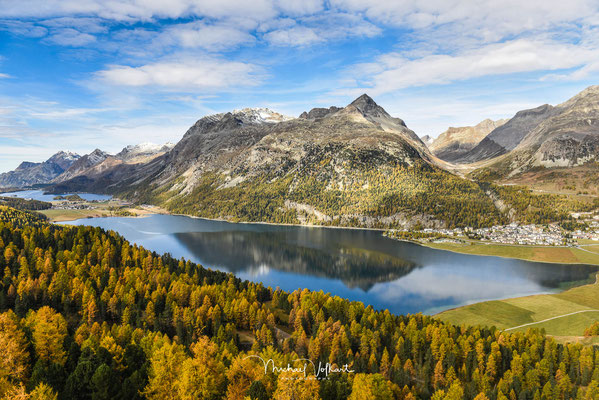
[{"left": 96, "top": 58, "right": 264, "bottom": 90}]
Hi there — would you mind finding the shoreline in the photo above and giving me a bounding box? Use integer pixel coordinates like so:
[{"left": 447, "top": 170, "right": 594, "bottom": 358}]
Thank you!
[{"left": 49, "top": 200, "right": 599, "bottom": 267}]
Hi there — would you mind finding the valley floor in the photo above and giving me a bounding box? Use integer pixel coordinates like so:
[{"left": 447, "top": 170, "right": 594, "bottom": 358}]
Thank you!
[{"left": 437, "top": 273, "right": 599, "bottom": 342}]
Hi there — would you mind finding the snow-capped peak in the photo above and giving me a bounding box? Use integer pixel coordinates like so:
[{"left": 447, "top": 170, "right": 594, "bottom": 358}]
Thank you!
[
  {"left": 231, "top": 107, "right": 294, "bottom": 124},
  {"left": 116, "top": 142, "right": 174, "bottom": 160}
]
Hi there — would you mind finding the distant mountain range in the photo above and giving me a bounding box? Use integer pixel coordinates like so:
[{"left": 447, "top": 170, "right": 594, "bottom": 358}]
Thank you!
[
  {"left": 473, "top": 86, "right": 599, "bottom": 178},
  {"left": 3, "top": 87, "right": 599, "bottom": 228},
  {"left": 0, "top": 151, "right": 80, "bottom": 188},
  {"left": 0, "top": 143, "right": 173, "bottom": 189},
  {"left": 428, "top": 118, "right": 507, "bottom": 162},
  {"left": 424, "top": 86, "right": 599, "bottom": 177}
]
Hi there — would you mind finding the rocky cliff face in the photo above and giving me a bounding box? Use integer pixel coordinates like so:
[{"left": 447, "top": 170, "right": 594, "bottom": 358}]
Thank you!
[
  {"left": 0, "top": 151, "right": 80, "bottom": 188},
  {"left": 430, "top": 119, "right": 507, "bottom": 162}
]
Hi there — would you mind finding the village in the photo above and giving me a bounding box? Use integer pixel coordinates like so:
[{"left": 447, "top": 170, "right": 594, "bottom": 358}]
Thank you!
[{"left": 390, "top": 214, "right": 599, "bottom": 247}]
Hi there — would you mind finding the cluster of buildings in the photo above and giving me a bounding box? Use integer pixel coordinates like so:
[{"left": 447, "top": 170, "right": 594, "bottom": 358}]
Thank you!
[
  {"left": 469, "top": 224, "right": 566, "bottom": 246},
  {"left": 416, "top": 220, "right": 599, "bottom": 246},
  {"left": 570, "top": 217, "right": 599, "bottom": 242}
]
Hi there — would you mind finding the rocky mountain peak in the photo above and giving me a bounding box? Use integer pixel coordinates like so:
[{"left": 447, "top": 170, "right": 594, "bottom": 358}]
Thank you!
[
  {"left": 116, "top": 142, "right": 175, "bottom": 161},
  {"left": 46, "top": 151, "right": 81, "bottom": 170},
  {"left": 420, "top": 135, "right": 434, "bottom": 147},
  {"left": 557, "top": 85, "right": 599, "bottom": 110},
  {"left": 348, "top": 94, "right": 388, "bottom": 117},
  {"left": 299, "top": 106, "right": 342, "bottom": 119},
  {"left": 15, "top": 161, "right": 39, "bottom": 171},
  {"left": 341, "top": 94, "right": 407, "bottom": 129},
  {"left": 230, "top": 108, "right": 293, "bottom": 124},
  {"left": 514, "top": 104, "right": 553, "bottom": 118},
  {"left": 184, "top": 108, "right": 293, "bottom": 138}
]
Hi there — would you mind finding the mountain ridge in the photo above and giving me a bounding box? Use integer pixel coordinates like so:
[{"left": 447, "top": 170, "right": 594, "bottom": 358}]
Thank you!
[{"left": 0, "top": 151, "right": 80, "bottom": 188}]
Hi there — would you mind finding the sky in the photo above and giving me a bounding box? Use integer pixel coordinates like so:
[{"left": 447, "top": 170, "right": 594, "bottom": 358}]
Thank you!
[{"left": 1, "top": 0, "right": 599, "bottom": 172}]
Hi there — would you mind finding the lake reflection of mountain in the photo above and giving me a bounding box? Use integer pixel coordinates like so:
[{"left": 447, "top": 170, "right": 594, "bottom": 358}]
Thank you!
[
  {"left": 66, "top": 214, "right": 599, "bottom": 315},
  {"left": 174, "top": 231, "right": 419, "bottom": 290}
]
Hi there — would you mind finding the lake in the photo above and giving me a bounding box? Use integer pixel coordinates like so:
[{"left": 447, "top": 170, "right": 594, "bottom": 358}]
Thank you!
[
  {"left": 0, "top": 190, "right": 112, "bottom": 202},
  {"left": 65, "top": 214, "right": 598, "bottom": 315}
]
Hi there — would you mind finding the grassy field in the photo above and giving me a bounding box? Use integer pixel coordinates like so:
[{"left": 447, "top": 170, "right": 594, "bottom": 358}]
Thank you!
[
  {"left": 41, "top": 202, "right": 163, "bottom": 222},
  {"left": 438, "top": 274, "right": 599, "bottom": 339},
  {"left": 424, "top": 240, "right": 599, "bottom": 265}
]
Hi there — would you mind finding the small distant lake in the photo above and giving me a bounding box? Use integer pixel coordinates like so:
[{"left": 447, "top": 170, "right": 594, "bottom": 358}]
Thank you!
[
  {"left": 65, "top": 214, "right": 598, "bottom": 316},
  {"left": 0, "top": 190, "right": 112, "bottom": 202}
]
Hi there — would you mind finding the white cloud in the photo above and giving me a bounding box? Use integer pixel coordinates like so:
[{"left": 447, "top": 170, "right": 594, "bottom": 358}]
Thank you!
[
  {"left": 0, "top": 73, "right": 10, "bottom": 78},
  {"left": 160, "top": 21, "right": 255, "bottom": 51},
  {"left": 0, "top": 20, "right": 48, "bottom": 37},
  {"left": 40, "top": 17, "right": 107, "bottom": 33},
  {"left": 275, "top": 0, "right": 324, "bottom": 16},
  {"left": 96, "top": 58, "right": 263, "bottom": 90},
  {"left": 45, "top": 28, "right": 96, "bottom": 46},
  {"left": 0, "top": 0, "right": 279, "bottom": 22},
  {"left": 28, "top": 107, "right": 109, "bottom": 119},
  {"left": 339, "top": 39, "right": 599, "bottom": 96},
  {"left": 264, "top": 12, "right": 381, "bottom": 46},
  {"left": 331, "top": 0, "right": 598, "bottom": 39},
  {"left": 265, "top": 26, "right": 322, "bottom": 46}
]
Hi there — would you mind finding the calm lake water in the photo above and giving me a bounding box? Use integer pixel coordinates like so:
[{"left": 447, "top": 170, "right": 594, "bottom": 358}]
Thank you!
[
  {"left": 0, "top": 190, "right": 112, "bottom": 202},
  {"left": 65, "top": 214, "right": 598, "bottom": 315}
]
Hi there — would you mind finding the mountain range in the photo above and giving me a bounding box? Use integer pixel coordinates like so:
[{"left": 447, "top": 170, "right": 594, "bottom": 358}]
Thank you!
[
  {"left": 472, "top": 86, "right": 599, "bottom": 178},
  {"left": 36, "top": 95, "right": 504, "bottom": 228},
  {"left": 0, "top": 151, "right": 80, "bottom": 188},
  {"left": 2, "top": 87, "right": 599, "bottom": 228},
  {"left": 0, "top": 143, "right": 173, "bottom": 190}
]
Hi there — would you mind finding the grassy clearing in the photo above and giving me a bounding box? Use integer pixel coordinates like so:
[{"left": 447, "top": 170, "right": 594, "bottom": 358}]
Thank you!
[
  {"left": 424, "top": 240, "right": 599, "bottom": 265},
  {"left": 41, "top": 202, "right": 162, "bottom": 222},
  {"left": 438, "top": 274, "right": 599, "bottom": 338}
]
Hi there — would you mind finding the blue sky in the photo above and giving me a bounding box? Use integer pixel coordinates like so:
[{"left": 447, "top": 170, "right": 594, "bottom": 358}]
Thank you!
[{"left": 1, "top": 0, "right": 599, "bottom": 172}]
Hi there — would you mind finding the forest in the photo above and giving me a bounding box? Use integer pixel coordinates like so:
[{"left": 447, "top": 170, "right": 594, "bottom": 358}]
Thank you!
[
  {"left": 1, "top": 205, "right": 599, "bottom": 399},
  {"left": 0, "top": 197, "right": 52, "bottom": 211}
]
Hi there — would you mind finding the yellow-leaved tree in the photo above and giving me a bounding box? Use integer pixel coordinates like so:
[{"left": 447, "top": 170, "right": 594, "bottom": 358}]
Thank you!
[
  {"left": 25, "top": 306, "right": 67, "bottom": 366},
  {"left": 177, "top": 336, "right": 226, "bottom": 400},
  {"left": 348, "top": 373, "right": 393, "bottom": 400},
  {"left": 0, "top": 310, "right": 30, "bottom": 397}
]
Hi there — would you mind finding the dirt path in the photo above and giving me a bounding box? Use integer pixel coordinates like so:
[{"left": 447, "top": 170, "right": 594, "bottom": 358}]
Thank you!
[{"left": 504, "top": 309, "right": 599, "bottom": 331}]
